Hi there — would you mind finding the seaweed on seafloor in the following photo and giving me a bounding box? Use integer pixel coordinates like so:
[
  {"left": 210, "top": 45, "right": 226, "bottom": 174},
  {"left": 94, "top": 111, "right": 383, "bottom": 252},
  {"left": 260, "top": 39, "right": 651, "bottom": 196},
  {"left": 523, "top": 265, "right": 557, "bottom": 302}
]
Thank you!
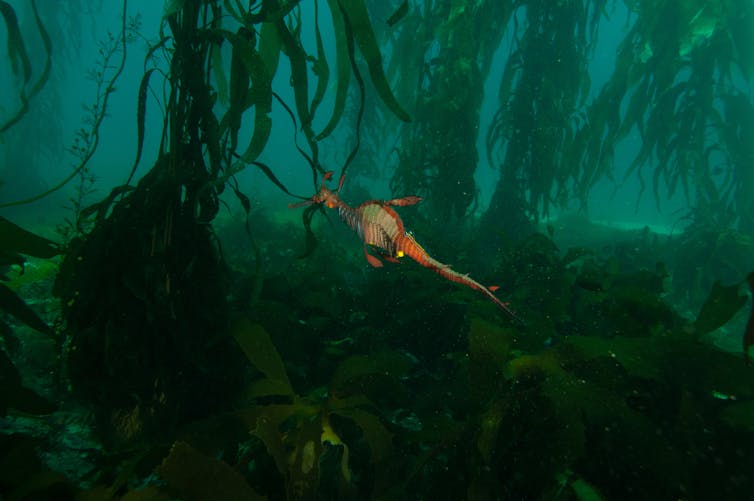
[
  {"left": 492, "top": 293, "right": 754, "bottom": 499},
  {"left": 228, "top": 316, "right": 398, "bottom": 499},
  {"left": 45, "top": 314, "right": 403, "bottom": 500},
  {"left": 384, "top": 228, "right": 754, "bottom": 499}
]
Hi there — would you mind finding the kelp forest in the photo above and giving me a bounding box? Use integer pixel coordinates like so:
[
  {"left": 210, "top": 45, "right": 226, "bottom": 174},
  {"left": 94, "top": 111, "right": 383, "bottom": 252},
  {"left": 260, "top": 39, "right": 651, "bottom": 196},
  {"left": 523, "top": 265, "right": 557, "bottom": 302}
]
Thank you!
[{"left": 2, "top": 0, "right": 754, "bottom": 499}]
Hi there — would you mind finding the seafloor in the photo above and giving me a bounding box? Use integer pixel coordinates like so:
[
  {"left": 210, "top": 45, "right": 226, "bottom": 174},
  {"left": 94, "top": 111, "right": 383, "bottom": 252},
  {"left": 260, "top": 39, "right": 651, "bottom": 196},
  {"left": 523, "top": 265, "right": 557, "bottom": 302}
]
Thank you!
[{"left": 2, "top": 206, "right": 753, "bottom": 500}]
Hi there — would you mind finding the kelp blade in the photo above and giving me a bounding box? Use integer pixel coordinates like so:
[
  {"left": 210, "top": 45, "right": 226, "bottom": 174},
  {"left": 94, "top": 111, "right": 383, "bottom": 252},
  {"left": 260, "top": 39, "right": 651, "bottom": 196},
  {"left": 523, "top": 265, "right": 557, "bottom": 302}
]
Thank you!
[{"left": 338, "top": 0, "right": 410, "bottom": 122}]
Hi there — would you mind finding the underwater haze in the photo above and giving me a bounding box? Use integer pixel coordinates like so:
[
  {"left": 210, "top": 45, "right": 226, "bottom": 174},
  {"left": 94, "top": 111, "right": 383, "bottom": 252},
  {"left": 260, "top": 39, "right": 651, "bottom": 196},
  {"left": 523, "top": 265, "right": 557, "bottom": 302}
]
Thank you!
[{"left": 2, "top": 0, "right": 754, "bottom": 499}]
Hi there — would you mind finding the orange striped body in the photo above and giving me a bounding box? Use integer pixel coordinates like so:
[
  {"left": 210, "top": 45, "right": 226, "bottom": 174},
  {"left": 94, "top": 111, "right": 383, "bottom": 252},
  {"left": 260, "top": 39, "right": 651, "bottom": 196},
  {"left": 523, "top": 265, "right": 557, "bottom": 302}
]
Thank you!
[{"left": 296, "top": 173, "right": 520, "bottom": 320}]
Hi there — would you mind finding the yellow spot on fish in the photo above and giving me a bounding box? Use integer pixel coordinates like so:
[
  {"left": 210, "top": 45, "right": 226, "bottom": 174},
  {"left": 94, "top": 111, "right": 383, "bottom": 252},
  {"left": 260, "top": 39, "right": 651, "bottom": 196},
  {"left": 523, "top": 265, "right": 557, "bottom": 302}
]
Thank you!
[{"left": 396, "top": 250, "right": 404, "bottom": 258}]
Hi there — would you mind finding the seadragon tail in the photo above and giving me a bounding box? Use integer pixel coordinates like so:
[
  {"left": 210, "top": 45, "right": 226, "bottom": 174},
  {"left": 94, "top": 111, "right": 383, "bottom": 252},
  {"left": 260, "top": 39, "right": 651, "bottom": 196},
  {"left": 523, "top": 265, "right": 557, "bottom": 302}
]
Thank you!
[{"left": 396, "top": 233, "right": 522, "bottom": 321}]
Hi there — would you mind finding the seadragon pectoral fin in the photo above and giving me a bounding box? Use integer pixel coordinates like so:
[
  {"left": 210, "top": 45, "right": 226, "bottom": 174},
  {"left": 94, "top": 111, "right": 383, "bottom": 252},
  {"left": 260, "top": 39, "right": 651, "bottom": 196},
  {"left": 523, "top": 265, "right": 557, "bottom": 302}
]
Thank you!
[{"left": 363, "top": 244, "right": 384, "bottom": 267}]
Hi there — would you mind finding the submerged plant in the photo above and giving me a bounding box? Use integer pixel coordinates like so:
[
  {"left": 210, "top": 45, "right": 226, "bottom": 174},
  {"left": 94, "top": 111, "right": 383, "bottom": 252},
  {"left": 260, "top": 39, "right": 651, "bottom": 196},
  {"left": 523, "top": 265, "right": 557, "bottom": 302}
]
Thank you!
[
  {"left": 482, "top": 0, "right": 608, "bottom": 239},
  {"left": 390, "top": 0, "right": 513, "bottom": 225},
  {"left": 229, "top": 317, "right": 395, "bottom": 499},
  {"left": 48, "top": 0, "right": 409, "bottom": 445},
  {"left": 571, "top": 0, "right": 754, "bottom": 233}
]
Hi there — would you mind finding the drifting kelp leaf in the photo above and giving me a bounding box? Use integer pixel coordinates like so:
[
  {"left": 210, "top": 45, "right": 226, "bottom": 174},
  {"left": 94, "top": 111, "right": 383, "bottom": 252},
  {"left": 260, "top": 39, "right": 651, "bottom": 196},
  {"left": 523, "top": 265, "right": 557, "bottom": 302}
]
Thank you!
[
  {"left": 125, "top": 68, "right": 156, "bottom": 186},
  {"left": 0, "top": 1, "right": 31, "bottom": 83},
  {"left": 308, "top": 0, "right": 330, "bottom": 120},
  {"left": 275, "top": 20, "right": 313, "bottom": 136},
  {"left": 338, "top": 0, "right": 410, "bottom": 122},
  {"left": 316, "top": 0, "right": 351, "bottom": 141},
  {"left": 694, "top": 281, "right": 747, "bottom": 337},
  {"left": 222, "top": 28, "right": 252, "bottom": 151},
  {"left": 251, "top": 160, "right": 306, "bottom": 201},
  {"left": 156, "top": 441, "right": 264, "bottom": 501},
  {"left": 0, "top": 217, "right": 59, "bottom": 258},
  {"left": 241, "top": 23, "right": 278, "bottom": 162},
  {"left": 231, "top": 316, "right": 293, "bottom": 395},
  {"left": 0, "top": 283, "right": 54, "bottom": 337}
]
